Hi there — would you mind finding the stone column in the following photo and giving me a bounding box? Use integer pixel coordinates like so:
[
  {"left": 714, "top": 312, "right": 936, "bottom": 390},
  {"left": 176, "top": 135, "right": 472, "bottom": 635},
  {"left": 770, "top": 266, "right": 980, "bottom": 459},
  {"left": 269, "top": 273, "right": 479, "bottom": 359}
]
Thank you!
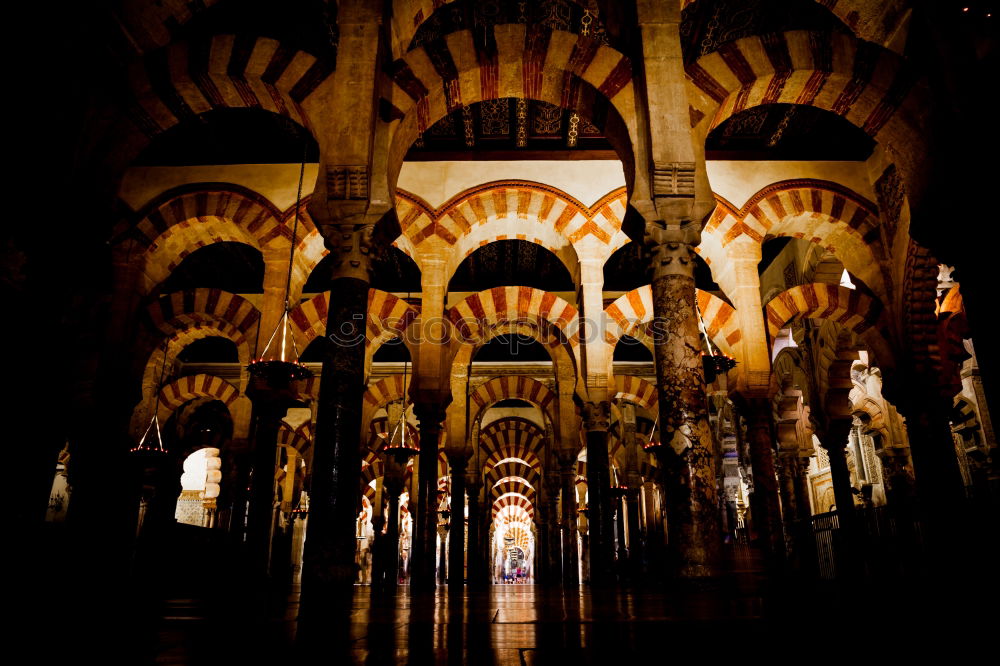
[
  {"left": 412, "top": 402, "right": 447, "bottom": 590},
  {"left": 792, "top": 457, "right": 818, "bottom": 575},
  {"left": 582, "top": 401, "right": 614, "bottom": 585},
  {"left": 646, "top": 223, "right": 722, "bottom": 577},
  {"left": 621, "top": 403, "right": 645, "bottom": 580},
  {"left": 244, "top": 379, "right": 297, "bottom": 580},
  {"left": 579, "top": 527, "right": 591, "bottom": 584},
  {"left": 465, "top": 472, "right": 485, "bottom": 587},
  {"left": 624, "top": 488, "right": 643, "bottom": 581},
  {"left": 821, "top": 418, "right": 861, "bottom": 576},
  {"left": 447, "top": 452, "right": 467, "bottom": 587},
  {"left": 643, "top": 481, "right": 669, "bottom": 582},
  {"left": 776, "top": 451, "right": 816, "bottom": 572},
  {"left": 380, "top": 454, "right": 408, "bottom": 590},
  {"left": 437, "top": 525, "right": 449, "bottom": 585},
  {"left": 62, "top": 245, "right": 148, "bottom": 612},
  {"left": 369, "top": 511, "right": 387, "bottom": 590},
  {"left": 793, "top": 457, "right": 813, "bottom": 520},
  {"left": 544, "top": 476, "right": 563, "bottom": 585},
  {"left": 876, "top": 447, "right": 918, "bottom": 557},
  {"left": 301, "top": 224, "right": 372, "bottom": 606},
  {"left": 823, "top": 419, "right": 857, "bottom": 530},
  {"left": 743, "top": 398, "right": 785, "bottom": 566},
  {"left": 611, "top": 489, "right": 628, "bottom": 579},
  {"left": 131, "top": 448, "right": 180, "bottom": 569},
  {"left": 878, "top": 447, "right": 915, "bottom": 511},
  {"left": 533, "top": 500, "right": 549, "bottom": 585},
  {"left": 897, "top": 382, "right": 966, "bottom": 538},
  {"left": 775, "top": 451, "right": 798, "bottom": 554},
  {"left": 559, "top": 454, "right": 580, "bottom": 584}
]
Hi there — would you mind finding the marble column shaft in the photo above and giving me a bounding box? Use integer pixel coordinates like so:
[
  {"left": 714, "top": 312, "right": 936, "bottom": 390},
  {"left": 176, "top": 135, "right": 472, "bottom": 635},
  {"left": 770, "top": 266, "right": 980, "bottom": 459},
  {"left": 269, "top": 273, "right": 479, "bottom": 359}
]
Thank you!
[
  {"left": 776, "top": 452, "right": 814, "bottom": 570},
  {"left": 244, "top": 392, "right": 290, "bottom": 578},
  {"left": 465, "top": 477, "right": 485, "bottom": 586},
  {"left": 544, "top": 485, "right": 563, "bottom": 585},
  {"left": 560, "top": 456, "right": 580, "bottom": 584},
  {"left": 534, "top": 502, "right": 549, "bottom": 585},
  {"left": 383, "top": 463, "right": 407, "bottom": 589},
  {"left": 621, "top": 404, "right": 645, "bottom": 579},
  {"left": 823, "top": 419, "right": 857, "bottom": 531},
  {"left": 625, "top": 488, "right": 643, "bottom": 580},
  {"left": 437, "top": 525, "right": 449, "bottom": 584},
  {"left": 413, "top": 403, "right": 446, "bottom": 589},
  {"left": 613, "top": 493, "right": 628, "bottom": 573},
  {"left": 744, "top": 398, "right": 785, "bottom": 564},
  {"left": 647, "top": 229, "right": 722, "bottom": 577},
  {"left": 583, "top": 401, "right": 615, "bottom": 585},
  {"left": 901, "top": 387, "right": 966, "bottom": 512},
  {"left": 447, "top": 454, "right": 467, "bottom": 587},
  {"left": 301, "top": 271, "right": 369, "bottom": 598},
  {"left": 822, "top": 418, "right": 864, "bottom": 577}
]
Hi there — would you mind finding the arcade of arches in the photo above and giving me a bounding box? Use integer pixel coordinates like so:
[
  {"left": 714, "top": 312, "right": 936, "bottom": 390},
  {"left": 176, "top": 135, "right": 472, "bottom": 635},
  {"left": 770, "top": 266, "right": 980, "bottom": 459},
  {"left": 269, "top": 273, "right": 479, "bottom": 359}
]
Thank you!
[{"left": 14, "top": 0, "right": 999, "bottom": 660}]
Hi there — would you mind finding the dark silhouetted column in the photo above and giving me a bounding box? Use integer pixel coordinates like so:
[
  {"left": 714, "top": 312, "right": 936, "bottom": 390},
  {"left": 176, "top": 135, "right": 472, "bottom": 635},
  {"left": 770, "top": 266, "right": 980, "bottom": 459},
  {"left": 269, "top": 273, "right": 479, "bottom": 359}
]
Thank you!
[
  {"left": 743, "top": 398, "right": 785, "bottom": 567},
  {"left": 583, "top": 401, "right": 615, "bottom": 585},
  {"left": 559, "top": 453, "right": 579, "bottom": 584},
  {"left": 412, "top": 402, "right": 447, "bottom": 590},
  {"left": 301, "top": 224, "right": 372, "bottom": 612},
  {"left": 447, "top": 452, "right": 467, "bottom": 588}
]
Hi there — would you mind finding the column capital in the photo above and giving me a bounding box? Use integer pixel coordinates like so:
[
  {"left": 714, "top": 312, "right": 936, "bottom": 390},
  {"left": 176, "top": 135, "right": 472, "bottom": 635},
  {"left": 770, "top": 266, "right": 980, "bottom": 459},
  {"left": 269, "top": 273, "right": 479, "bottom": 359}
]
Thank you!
[
  {"left": 618, "top": 400, "right": 637, "bottom": 430},
  {"left": 464, "top": 472, "right": 483, "bottom": 491},
  {"left": 556, "top": 450, "right": 578, "bottom": 477},
  {"left": 819, "top": 418, "right": 854, "bottom": 451},
  {"left": 739, "top": 395, "right": 776, "bottom": 427},
  {"left": 322, "top": 222, "right": 375, "bottom": 282},
  {"left": 413, "top": 401, "right": 449, "bottom": 429},
  {"left": 643, "top": 219, "right": 700, "bottom": 280},
  {"left": 582, "top": 401, "right": 611, "bottom": 432},
  {"left": 382, "top": 471, "right": 405, "bottom": 498},
  {"left": 446, "top": 450, "right": 470, "bottom": 470}
]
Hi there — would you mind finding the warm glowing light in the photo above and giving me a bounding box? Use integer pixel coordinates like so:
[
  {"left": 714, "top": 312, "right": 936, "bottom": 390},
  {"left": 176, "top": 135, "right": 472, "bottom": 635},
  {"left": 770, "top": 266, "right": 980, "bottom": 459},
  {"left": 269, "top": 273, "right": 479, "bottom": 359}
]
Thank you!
[
  {"left": 180, "top": 449, "right": 210, "bottom": 491},
  {"left": 495, "top": 491, "right": 531, "bottom": 502},
  {"left": 839, "top": 269, "right": 856, "bottom": 290},
  {"left": 493, "top": 457, "right": 533, "bottom": 468},
  {"left": 493, "top": 476, "right": 535, "bottom": 491},
  {"left": 179, "top": 448, "right": 221, "bottom": 497}
]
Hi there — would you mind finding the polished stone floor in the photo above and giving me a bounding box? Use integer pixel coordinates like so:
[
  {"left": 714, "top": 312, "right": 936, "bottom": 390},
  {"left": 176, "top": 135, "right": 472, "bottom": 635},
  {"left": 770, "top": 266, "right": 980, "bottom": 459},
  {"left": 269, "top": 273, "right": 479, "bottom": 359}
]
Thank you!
[
  {"left": 147, "top": 584, "right": 766, "bottom": 665},
  {"left": 129, "top": 573, "right": 981, "bottom": 665},
  {"left": 23, "top": 522, "right": 995, "bottom": 665}
]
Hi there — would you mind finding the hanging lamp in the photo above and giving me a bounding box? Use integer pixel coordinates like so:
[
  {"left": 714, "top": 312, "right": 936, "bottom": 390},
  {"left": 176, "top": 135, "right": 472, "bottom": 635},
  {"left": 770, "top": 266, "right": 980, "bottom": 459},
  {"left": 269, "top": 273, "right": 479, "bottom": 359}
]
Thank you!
[
  {"left": 378, "top": 294, "right": 420, "bottom": 461},
  {"left": 609, "top": 465, "right": 628, "bottom": 494},
  {"left": 642, "top": 414, "right": 663, "bottom": 453},
  {"left": 698, "top": 307, "right": 737, "bottom": 384},
  {"left": 131, "top": 341, "right": 169, "bottom": 454},
  {"left": 247, "top": 147, "right": 314, "bottom": 384}
]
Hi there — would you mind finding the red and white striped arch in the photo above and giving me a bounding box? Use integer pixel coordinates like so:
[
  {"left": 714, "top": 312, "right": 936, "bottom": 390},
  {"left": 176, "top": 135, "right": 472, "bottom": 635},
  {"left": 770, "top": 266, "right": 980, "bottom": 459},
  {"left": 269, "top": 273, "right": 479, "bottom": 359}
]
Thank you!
[{"left": 604, "top": 286, "right": 739, "bottom": 357}]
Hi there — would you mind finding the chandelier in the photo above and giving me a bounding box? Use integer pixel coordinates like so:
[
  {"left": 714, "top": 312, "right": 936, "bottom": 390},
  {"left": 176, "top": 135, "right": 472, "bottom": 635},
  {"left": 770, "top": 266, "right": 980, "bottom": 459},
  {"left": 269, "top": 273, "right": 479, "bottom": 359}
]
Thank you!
[
  {"left": 699, "top": 308, "right": 737, "bottom": 384},
  {"left": 248, "top": 147, "right": 313, "bottom": 384},
  {"left": 378, "top": 301, "right": 419, "bottom": 460},
  {"left": 131, "top": 340, "right": 169, "bottom": 454}
]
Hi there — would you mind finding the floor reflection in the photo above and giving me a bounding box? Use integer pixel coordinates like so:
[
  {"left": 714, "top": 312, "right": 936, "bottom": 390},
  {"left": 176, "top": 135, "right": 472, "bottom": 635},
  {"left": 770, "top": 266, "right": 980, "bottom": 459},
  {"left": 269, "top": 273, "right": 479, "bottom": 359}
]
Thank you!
[{"left": 148, "top": 579, "right": 888, "bottom": 664}]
